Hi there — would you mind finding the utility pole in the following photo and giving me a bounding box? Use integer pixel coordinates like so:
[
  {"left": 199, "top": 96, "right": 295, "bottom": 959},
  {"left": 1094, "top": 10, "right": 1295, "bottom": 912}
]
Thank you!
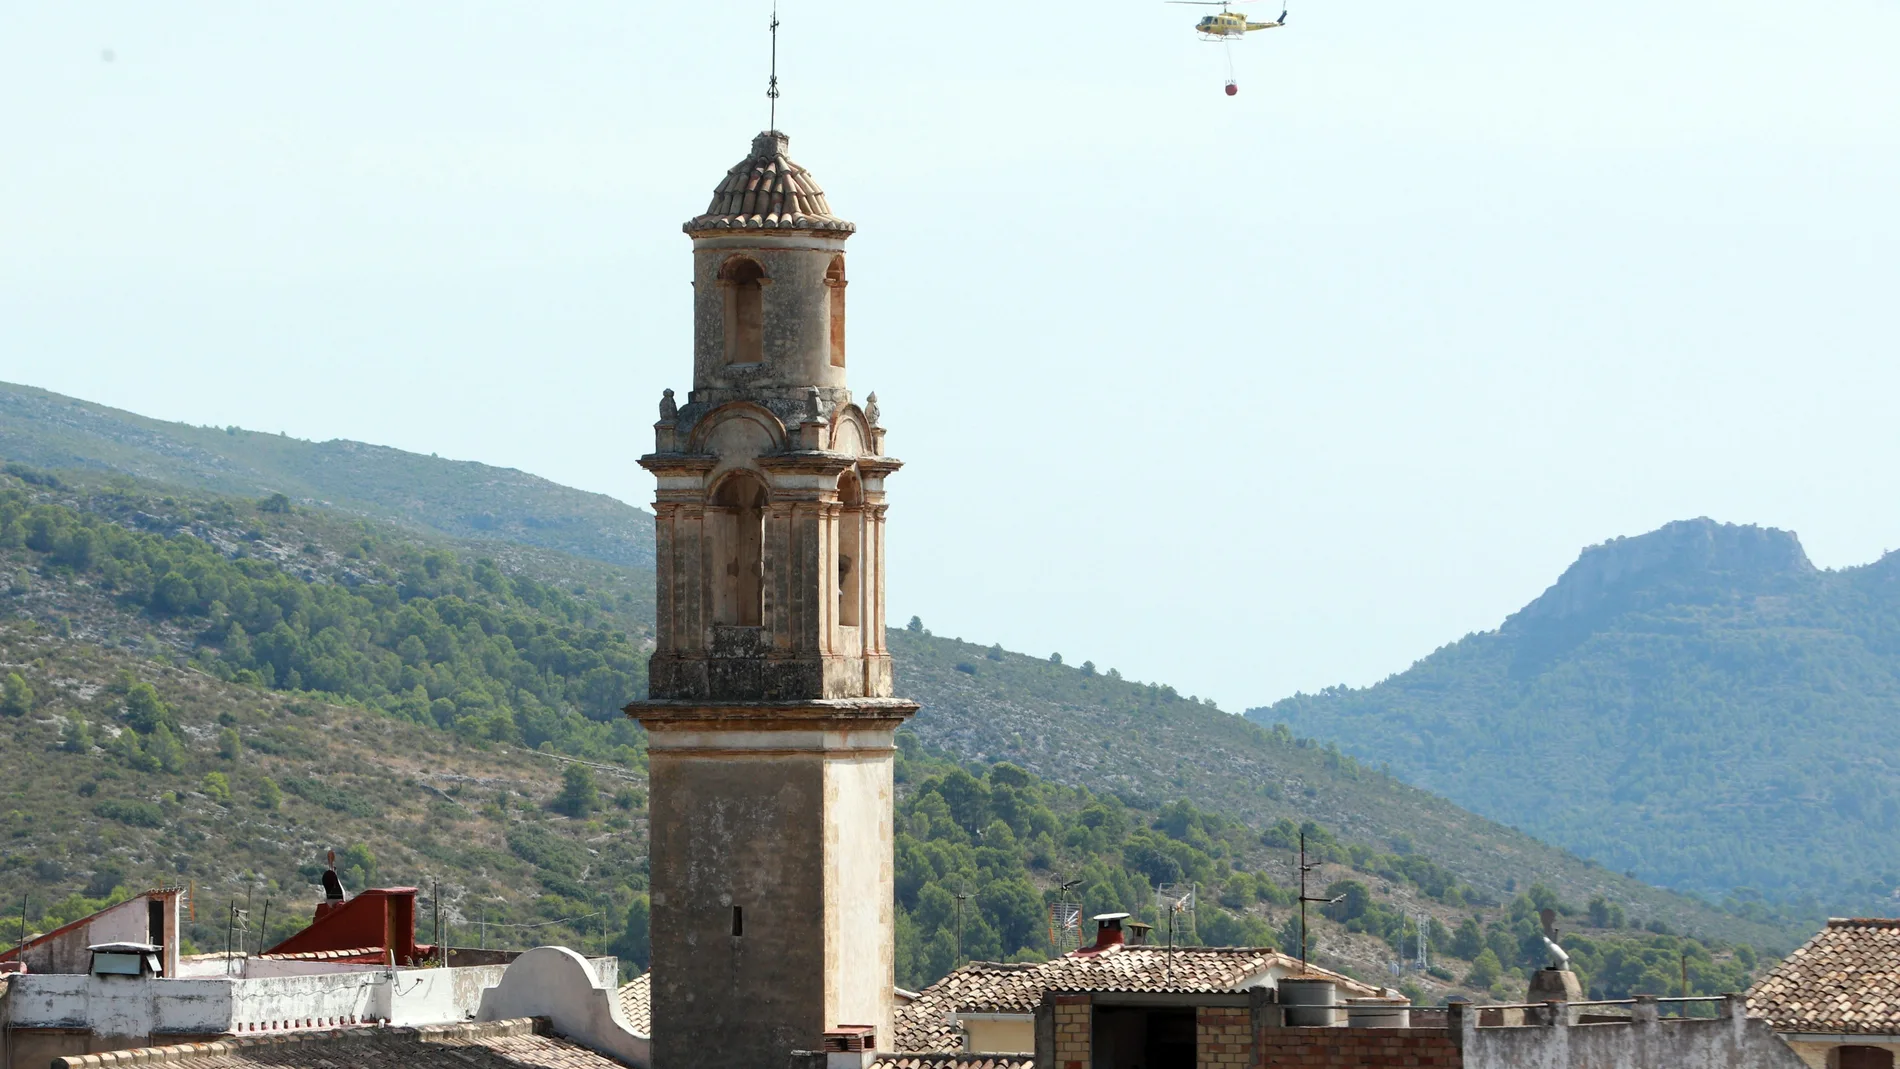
[{"left": 952, "top": 890, "right": 972, "bottom": 967}]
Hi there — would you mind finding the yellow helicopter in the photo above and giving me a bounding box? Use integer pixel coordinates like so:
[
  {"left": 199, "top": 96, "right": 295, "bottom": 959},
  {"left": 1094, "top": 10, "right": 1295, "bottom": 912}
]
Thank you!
[
  {"left": 1168, "top": 0, "right": 1287, "bottom": 94},
  {"left": 1171, "top": 0, "right": 1287, "bottom": 40}
]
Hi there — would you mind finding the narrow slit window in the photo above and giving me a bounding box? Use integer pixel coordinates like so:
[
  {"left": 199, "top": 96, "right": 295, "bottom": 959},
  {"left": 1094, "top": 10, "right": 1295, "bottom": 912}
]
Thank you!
[
  {"left": 720, "top": 257, "right": 767, "bottom": 366},
  {"left": 825, "top": 255, "right": 847, "bottom": 367},
  {"left": 731, "top": 906, "right": 744, "bottom": 937}
]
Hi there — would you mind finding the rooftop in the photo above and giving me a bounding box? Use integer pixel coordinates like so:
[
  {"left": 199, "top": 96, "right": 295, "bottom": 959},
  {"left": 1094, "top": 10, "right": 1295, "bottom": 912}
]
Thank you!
[
  {"left": 683, "top": 130, "right": 855, "bottom": 235},
  {"left": 1747, "top": 917, "right": 1900, "bottom": 1035},
  {"left": 894, "top": 946, "right": 1379, "bottom": 1051},
  {"left": 618, "top": 972, "right": 651, "bottom": 1035},
  {"left": 870, "top": 1056, "right": 1035, "bottom": 1069},
  {"left": 48, "top": 1018, "right": 633, "bottom": 1069}
]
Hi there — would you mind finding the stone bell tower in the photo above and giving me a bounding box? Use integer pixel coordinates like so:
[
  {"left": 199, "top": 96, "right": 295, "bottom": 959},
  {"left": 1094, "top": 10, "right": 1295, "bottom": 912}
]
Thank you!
[{"left": 627, "top": 130, "right": 918, "bottom": 1069}]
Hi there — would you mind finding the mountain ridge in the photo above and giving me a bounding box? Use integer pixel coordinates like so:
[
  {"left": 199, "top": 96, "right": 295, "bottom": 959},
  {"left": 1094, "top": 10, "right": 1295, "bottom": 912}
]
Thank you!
[
  {"left": 0, "top": 380, "right": 654, "bottom": 568},
  {"left": 1251, "top": 518, "right": 1900, "bottom": 910}
]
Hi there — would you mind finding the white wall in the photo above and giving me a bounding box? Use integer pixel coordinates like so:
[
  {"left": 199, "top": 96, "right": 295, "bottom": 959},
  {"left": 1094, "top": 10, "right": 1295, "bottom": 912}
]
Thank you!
[
  {"left": 1462, "top": 999, "right": 1808, "bottom": 1069},
  {"left": 477, "top": 946, "right": 650, "bottom": 1068}
]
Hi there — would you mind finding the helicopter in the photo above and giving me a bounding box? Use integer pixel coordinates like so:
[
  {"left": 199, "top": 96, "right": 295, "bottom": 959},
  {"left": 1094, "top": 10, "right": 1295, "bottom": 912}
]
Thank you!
[{"left": 1168, "top": 0, "right": 1287, "bottom": 95}]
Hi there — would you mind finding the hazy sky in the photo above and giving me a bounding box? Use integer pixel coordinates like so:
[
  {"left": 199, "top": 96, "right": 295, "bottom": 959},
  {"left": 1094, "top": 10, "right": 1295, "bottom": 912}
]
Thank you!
[{"left": 3, "top": 2, "right": 1896, "bottom": 711}]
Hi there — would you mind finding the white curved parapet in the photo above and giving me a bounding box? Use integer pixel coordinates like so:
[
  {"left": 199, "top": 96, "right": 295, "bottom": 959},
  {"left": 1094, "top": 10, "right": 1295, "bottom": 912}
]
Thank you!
[{"left": 476, "top": 945, "right": 651, "bottom": 1068}]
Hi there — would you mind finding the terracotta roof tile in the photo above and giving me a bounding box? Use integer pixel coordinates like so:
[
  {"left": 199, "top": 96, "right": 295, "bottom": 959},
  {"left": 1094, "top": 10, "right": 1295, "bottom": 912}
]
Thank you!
[
  {"left": 1748, "top": 918, "right": 1900, "bottom": 1035},
  {"left": 617, "top": 972, "right": 651, "bottom": 1035},
  {"left": 871, "top": 1056, "right": 1034, "bottom": 1069},
  {"left": 892, "top": 946, "right": 1377, "bottom": 1051},
  {"left": 684, "top": 131, "right": 855, "bottom": 235},
  {"left": 895, "top": 961, "right": 1044, "bottom": 1051},
  {"left": 48, "top": 1018, "right": 635, "bottom": 1069}
]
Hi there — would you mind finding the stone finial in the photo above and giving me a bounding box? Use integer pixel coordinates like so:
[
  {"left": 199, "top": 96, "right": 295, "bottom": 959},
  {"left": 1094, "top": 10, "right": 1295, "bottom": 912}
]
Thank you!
[
  {"left": 659, "top": 388, "right": 678, "bottom": 422},
  {"left": 865, "top": 392, "right": 880, "bottom": 427},
  {"left": 806, "top": 387, "right": 827, "bottom": 424}
]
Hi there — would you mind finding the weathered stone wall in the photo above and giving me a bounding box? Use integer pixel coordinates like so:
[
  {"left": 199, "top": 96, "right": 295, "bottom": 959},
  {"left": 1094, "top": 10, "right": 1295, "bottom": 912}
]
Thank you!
[
  {"left": 1460, "top": 996, "right": 1807, "bottom": 1069},
  {"left": 690, "top": 234, "right": 852, "bottom": 406},
  {"left": 823, "top": 751, "right": 898, "bottom": 1047},
  {"left": 646, "top": 748, "right": 826, "bottom": 1069}
]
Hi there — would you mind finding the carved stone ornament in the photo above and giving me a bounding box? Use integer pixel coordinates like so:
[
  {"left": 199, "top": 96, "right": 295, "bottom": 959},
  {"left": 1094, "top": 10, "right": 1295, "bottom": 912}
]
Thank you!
[
  {"left": 659, "top": 388, "right": 678, "bottom": 422},
  {"left": 807, "top": 386, "right": 827, "bottom": 424},
  {"left": 865, "top": 392, "right": 880, "bottom": 427}
]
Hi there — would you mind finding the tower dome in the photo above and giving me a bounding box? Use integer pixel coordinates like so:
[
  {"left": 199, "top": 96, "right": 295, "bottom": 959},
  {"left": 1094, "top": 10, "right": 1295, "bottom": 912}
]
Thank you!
[{"left": 684, "top": 130, "right": 855, "bottom": 234}]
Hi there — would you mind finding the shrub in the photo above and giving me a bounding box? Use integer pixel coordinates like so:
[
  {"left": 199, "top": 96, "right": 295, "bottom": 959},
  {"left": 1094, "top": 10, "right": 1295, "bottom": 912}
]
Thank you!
[{"left": 95, "top": 798, "right": 163, "bottom": 828}]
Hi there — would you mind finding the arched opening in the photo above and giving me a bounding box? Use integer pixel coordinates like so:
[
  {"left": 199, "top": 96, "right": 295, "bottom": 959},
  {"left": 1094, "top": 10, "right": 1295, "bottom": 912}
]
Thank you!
[
  {"left": 719, "top": 257, "right": 767, "bottom": 366},
  {"left": 709, "top": 471, "right": 767, "bottom": 626},
  {"left": 837, "top": 472, "right": 864, "bottom": 630},
  {"left": 1831, "top": 1048, "right": 1895, "bottom": 1069},
  {"left": 825, "top": 255, "right": 847, "bottom": 368}
]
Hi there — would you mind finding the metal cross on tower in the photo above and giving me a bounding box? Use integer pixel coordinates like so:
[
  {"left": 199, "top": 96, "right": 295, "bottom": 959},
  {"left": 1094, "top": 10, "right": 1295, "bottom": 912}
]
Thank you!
[{"left": 767, "top": 0, "right": 782, "bottom": 132}]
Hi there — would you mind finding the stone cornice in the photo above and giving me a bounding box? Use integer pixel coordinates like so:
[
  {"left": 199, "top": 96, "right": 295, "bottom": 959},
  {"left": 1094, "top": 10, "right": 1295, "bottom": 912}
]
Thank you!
[
  {"left": 625, "top": 697, "right": 918, "bottom": 732},
  {"left": 756, "top": 450, "right": 860, "bottom": 477},
  {"left": 638, "top": 453, "right": 718, "bottom": 475}
]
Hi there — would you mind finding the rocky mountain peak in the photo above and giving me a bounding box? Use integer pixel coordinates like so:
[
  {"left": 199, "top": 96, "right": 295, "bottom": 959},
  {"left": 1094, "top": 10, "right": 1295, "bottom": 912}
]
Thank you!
[{"left": 1505, "top": 518, "right": 1813, "bottom": 633}]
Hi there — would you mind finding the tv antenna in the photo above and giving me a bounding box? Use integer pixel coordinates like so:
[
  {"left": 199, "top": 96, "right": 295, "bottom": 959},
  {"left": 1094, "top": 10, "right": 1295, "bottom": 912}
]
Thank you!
[
  {"left": 1296, "top": 830, "right": 1345, "bottom": 976},
  {"left": 1049, "top": 878, "right": 1083, "bottom": 953},
  {"left": 1156, "top": 883, "right": 1196, "bottom": 982},
  {"left": 767, "top": 0, "right": 782, "bottom": 132}
]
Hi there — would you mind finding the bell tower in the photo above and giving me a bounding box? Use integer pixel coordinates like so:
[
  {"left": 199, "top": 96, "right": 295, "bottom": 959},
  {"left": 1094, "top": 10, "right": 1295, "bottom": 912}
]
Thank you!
[{"left": 628, "top": 130, "right": 918, "bottom": 1069}]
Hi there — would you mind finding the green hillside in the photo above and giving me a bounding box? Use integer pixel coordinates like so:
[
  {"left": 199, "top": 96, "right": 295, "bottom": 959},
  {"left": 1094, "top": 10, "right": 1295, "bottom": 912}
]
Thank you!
[
  {"left": 0, "top": 381, "right": 1813, "bottom": 954},
  {"left": 0, "top": 380, "right": 654, "bottom": 569},
  {"left": 1250, "top": 518, "right": 1900, "bottom": 913},
  {"left": 0, "top": 459, "right": 1766, "bottom": 999}
]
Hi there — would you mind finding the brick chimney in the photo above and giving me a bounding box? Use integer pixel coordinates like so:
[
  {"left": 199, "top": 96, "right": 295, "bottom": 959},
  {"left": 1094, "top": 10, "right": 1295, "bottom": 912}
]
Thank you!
[{"left": 1090, "top": 913, "right": 1130, "bottom": 951}]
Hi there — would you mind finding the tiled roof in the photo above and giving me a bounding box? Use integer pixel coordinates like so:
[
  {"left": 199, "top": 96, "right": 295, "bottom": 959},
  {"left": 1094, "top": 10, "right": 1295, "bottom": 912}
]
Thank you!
[
  {"left": 892, "top": 945, "right": 1378, "bottom": 1051},
  {"left": 1748, "top": 918, "right": 1900, "bottom": 1035},
  {"left": 618, "top": 972, "right": 651, "bottom": 1035},
  {"left": 684, "top": 130, "right": 855, "bottom": 235},
  {"left": 895, "top": 961, "right": 1046, "bottom": 1051},
  {"left": 871, "top": 1056, "right": 1034, "bottom": 1069},
  {"left": 257, "top": 946, "right": 384, "bottom": 962},
  {"left": 49, "top": 1018, "right": 633, "bottom": 1069}
]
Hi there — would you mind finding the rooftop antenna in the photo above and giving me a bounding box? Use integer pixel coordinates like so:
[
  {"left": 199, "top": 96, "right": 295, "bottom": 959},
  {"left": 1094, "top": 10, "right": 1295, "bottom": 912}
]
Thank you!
[
  {"left": 1156, "top": 883, "right": 1195, "bottom": 983},
  {"left": 1049, "top": 878, "right": 1084, "bottom": 953},
  {"left": 1296, "top": 830, "right": 1345, "bottom": 977},
  {"left": 767, "top": 0, "right": 782, "bottom": 133}
]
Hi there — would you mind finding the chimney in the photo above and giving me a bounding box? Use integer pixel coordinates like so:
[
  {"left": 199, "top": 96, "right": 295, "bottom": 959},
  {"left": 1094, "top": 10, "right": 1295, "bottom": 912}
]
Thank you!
[
  {"left": 1126, "top": 921, "right": 1153, "bottom": 947},
  {"left": 822, "top": 1026, "right": 877, "bottom": 1069},
  {"left": 1090, "top": 912, "right": 1130, "bottom": 951}
]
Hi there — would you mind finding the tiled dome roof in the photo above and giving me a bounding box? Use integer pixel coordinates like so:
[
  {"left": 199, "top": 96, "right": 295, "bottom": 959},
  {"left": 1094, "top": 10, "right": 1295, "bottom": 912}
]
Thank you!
[{"left": 684, "top": 130, "right": 855, "bottom": 235}]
